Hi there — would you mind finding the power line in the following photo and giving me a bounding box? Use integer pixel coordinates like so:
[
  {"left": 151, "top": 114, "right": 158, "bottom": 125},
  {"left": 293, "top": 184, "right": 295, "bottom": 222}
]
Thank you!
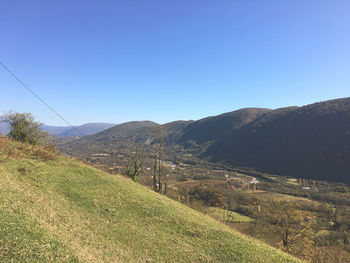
[{"left": 0, "top": 61, "right": 84, "bottom": 137}]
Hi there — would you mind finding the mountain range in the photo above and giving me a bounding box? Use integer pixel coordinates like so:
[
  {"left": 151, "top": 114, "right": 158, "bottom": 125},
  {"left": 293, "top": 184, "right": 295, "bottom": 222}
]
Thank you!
[
  {"left": 44, "top": 123, "right": 116, "bottom": 137},
  {"left": 60, "top": 97, "right": 350, "bottom": 184},
  {"left": 0, "top": 120, "right": 115, "bottom": 137}
]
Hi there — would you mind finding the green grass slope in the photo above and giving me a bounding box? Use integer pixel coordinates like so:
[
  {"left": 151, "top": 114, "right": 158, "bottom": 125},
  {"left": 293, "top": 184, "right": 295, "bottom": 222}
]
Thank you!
[{"left": 0, "top": 137, "right": 302, "bottom": 263}]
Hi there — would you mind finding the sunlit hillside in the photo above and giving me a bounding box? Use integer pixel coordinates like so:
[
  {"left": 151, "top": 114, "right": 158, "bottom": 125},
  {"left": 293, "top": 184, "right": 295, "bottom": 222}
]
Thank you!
[{"left": 0, "top": 136, "right": 301, "bottom": 263}]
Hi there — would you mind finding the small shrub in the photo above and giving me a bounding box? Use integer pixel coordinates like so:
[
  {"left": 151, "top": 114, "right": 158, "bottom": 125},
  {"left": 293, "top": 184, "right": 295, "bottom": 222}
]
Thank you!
[
  {"left": 17, "top": 167, "right": 27, "bottom": 175},
  {"left": 33, "top": 148, "right": 56, "bottom": 161},
  {"left": 188, "top": 185, "right": 226, "bottom": 207},
  {"left": 41, "top": 137, "right": 58, "bottom": 153}
]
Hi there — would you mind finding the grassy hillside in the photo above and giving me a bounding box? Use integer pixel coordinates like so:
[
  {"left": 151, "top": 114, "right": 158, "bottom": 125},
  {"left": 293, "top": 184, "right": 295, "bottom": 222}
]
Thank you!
[{"left": 0, "top": 137, "right": 301, "bottom": 263}]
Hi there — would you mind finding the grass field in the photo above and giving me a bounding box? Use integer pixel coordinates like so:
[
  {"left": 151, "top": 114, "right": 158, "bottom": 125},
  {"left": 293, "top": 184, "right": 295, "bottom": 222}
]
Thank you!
[
  {"left": 0, "top": 137, "right": 302, "bottom": 262},
  {"left": 287, "top": 178, "right": 299, "bottom": 186}
]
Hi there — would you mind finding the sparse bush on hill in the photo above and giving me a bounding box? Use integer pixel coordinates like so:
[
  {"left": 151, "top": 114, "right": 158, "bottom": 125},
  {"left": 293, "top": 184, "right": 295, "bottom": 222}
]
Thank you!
[
  {"left": 187, "top": 185, "right": 226, "bottom": 207},
  {"left": 4, "top": 113, "right": 58, "bottom": 160},
  {"left": 33, "top": 148, "right": 57, "bottom": 161},
  {"left": 6, "top": 112, "right": 47, "bottom": 145}
]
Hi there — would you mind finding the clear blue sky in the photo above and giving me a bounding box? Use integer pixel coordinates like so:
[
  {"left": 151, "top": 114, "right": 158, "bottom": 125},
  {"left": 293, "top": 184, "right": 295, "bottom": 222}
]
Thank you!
[{"left": 1, "top": 1, "right": 349, "bottom": 125}]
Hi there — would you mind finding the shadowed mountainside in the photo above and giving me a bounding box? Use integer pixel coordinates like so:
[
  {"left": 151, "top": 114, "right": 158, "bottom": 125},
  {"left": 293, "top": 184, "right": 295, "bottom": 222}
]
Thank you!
[
  {"left": 177, "top": 108, "right": 272, "bottom": 152},
  {"left": 204, "top": 98, "right": 350, "bottom": 183}
]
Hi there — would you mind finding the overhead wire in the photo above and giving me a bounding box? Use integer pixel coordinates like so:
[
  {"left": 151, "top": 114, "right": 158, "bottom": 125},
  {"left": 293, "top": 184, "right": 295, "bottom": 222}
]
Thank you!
[{"left": 0, "top": 61, "right": 84, "bottom": 137}]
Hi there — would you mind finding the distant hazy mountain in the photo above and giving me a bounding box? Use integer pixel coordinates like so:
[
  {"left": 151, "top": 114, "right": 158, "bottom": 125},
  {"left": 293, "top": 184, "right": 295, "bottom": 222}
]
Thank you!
[
  {"left": 41, "top": 126, "right": 73, "bottom": 136},
  {"left": 0, "top": 118, "right": 115, "bottom": 137},
  {"left": 56, "top": 123, "right": 116, "bottom": 137},
  {"left": 61, "top": 97, "right": 350, "bottom": 184},
  {"left": 0, "top": 117, "right": 10, "bottom": 135}
]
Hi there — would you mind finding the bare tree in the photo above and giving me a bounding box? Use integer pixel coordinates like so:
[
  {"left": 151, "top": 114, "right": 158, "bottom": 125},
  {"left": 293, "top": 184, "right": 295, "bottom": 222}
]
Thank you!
[
  {"left": 255, "top": 200, "right": 314, "bottom": 260},
  {"left": 152, "top": 126, "right": 167, "bottom": 194},
  {"left": 223, "top": 209, "right": 235, "bottom": 224},
  {"left": 127, "top": 148, "right": 143, "bottom": 182},
  {"left": 223, "top": 198, "right": 236, "bottom": 224},
  {"left": 153, "top": 157, "right": 158, "bottom": 192}
]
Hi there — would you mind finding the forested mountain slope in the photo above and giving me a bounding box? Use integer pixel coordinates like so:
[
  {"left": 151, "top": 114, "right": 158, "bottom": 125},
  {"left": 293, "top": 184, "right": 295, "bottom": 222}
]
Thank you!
[
  {"left": 204, "top": 98, "right": 350, "bottom": 183},
  {"left": 61, "top": 97, "right": 350, "bottom": 184}
]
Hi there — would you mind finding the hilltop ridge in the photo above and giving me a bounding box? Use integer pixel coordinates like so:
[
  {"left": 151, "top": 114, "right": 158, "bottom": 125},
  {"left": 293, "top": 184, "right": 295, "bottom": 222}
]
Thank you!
[{"left": 61, "top": 97, "right": 350, "bottom": 184}]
